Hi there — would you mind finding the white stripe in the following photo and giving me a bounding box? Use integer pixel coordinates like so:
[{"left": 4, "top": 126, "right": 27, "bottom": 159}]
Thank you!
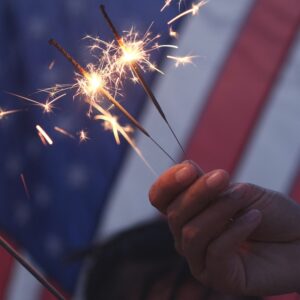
[
  {"left": 5, "top": 255, "right": 42, "bottom": 300},
  {"left": 98, "top": 0, "right": 255, "bottom": 240},
  {"left": 235, "top": 32, "right": 300, "bottom": 193}
]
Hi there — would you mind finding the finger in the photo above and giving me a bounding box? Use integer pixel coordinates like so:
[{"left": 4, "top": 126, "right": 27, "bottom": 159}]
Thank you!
[
  {"left": 206, "top": 209, "right": 262, "bottom": 264},
  {"left": 175, "top": 184, "right": 247, "bottom": 267},
  {"left": 149, "top": 161, "right": 202, "bottom": 213},
  {"left": 167, "top": 170, "right": 230, "bottom": 242}
]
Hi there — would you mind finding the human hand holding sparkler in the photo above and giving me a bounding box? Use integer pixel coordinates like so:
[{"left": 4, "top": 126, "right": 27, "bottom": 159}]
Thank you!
[{"left": 149, "top": 161, "right": 300, "bottom": 295}]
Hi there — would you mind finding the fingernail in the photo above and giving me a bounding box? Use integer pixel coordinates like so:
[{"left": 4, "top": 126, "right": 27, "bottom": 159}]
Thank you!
[
  {"left": 242, "top": 209, "right": 261, "bottom": 223},
  {"left": 221, "top": 184, "right": 246, "bottom": 200},
  {"left": 206, "top": 170, "right": 227, "bottom": 189},
  {"left": 182, "top": 160, "right": 204, "bottom": 176},
  {"left": 175, "top": 164, "right": 198, "bottom": 184}
]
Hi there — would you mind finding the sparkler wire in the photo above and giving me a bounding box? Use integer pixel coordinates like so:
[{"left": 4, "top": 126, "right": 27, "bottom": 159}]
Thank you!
[
  {"left": 0, "top": 236, "right": 65, "bottom": 300},
  {"left": 100, "top": 5, "right": 186, "bottom": 155}
]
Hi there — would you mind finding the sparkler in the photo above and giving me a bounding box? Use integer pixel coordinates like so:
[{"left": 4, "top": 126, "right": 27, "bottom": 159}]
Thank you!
[
  {"left": 48, "top": 38, "right": 176, "bottom": 163},
  {"left": 0, "top": 236, "right": 65, "bottom": 300},
  {"left": 168, "top": 0, "right": 208, "bottom": 25},
  {"left": 100, "top": 5, "right": 185, "bottom": 155}
]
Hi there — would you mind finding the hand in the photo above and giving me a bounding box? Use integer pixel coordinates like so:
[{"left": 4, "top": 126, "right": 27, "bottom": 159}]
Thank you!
[{"left": 149, "top": 161, "right": 300, "bottom": 296}]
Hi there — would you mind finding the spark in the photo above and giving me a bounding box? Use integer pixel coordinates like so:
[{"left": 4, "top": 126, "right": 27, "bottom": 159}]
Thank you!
[
  {"left": 161, "top": 0, "right": 172, "bottom": 12},
  {"left": 20, "top": 173, "right": 30, "bottom": 199},
  {"left": 0, "top": 108, "right": 22, "bottom": 119},
  {"left": 168, "top": 0, "right": 208, "bottom": 25},
  {"left": 78, "top": 130, "right": 89, "bottom": 142},
  {"left": 48, "top": 60, "right": 55, "bottom": 70},
  {"left": 7, "top": 92, "right": 66, "bottom": 113},
  {"left": 93, "top": 102, "right": 156, "bottom": 175},
  {"left": 54, "top": 126, "right": 75, "bottom": 139},
  {"left": 169, "top": 27, "right": 178, "bottom": 39},
  {"left": 36, "top": 125, "right": 53, "bottom": 146},
  {"left": 167, "top": 55, "right": 198, "bottom": 67},
  {"left": 49, "top": 38, "right": 152, "bottom": 138}
]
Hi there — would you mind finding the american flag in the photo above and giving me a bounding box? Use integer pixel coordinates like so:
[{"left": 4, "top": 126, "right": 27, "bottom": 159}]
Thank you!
[{"left": 0, "top": 0, "right": 300, "bottom": 299}]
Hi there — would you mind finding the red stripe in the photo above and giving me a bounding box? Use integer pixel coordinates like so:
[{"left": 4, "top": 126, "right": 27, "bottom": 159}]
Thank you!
[
  {"left": 0, "top": 234, "right": 17, "bottom": 300},
  {"left": 290, "top": 168, "right": 300, "bottom": 204},
  {"left": 40, "top": 283, "right": 70, "bottom": 300},
  {"left": 185, "top": 0, "right": 300, "bottom": 175}
]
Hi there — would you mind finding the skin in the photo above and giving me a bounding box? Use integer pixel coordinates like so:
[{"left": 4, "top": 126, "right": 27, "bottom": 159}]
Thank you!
[{"left": 149, "top": 161, "right": 300, "bottom": 296}]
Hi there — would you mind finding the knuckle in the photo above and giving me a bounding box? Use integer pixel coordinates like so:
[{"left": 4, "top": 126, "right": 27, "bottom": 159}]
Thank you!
[
  {"left": 181, "top": 225, "right": 199, "bottom": 251},
  {"left": 167, "top": 210, "right": 181, "bottom": 230}
]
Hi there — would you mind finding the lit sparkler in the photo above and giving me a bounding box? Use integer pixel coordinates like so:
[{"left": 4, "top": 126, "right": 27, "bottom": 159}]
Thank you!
[
  {"left": 168, "top": 0, "right": 208, "bottom": 25},
  {"left": 36, "top": 125, "right": 53, "bottom": 146},
  {"left": 49, "top": 38, "right": 176, "bottom": 163},
  {"left": 100, "top": 5, "right": 185, "bottom": 154}
]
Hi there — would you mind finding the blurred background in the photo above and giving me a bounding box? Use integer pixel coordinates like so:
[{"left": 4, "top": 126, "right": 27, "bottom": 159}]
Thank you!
[{"left": 0, "top": 0, "right": 299, "bottom": 299}]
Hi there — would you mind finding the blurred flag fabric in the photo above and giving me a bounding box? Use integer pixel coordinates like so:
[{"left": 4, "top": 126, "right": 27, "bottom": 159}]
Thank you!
[{"left": 0, "top": 0, "right": 299, "bottom": 299}]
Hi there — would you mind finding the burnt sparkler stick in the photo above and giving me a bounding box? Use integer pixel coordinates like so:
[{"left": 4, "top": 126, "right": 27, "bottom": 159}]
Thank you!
[
  {"left": 0, "top": 236, "right": 65, "bottom": 300},
  {"left": 48, "top": 38, "right": 176, "bottom": 163},
  {"left": 100, "top": 4, "right": 186, "bottom": 155}
]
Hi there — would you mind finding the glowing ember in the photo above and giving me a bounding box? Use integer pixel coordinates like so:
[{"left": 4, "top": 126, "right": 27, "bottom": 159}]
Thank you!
[
  {"left": 78, "top": 130, "right": 89, "bottom": 142},
  {"left": 36, "top": 125, "right": 53, "bottom": 145},
  {"left": 169, "top": 27, "right": 178, "bottom": 39}
]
